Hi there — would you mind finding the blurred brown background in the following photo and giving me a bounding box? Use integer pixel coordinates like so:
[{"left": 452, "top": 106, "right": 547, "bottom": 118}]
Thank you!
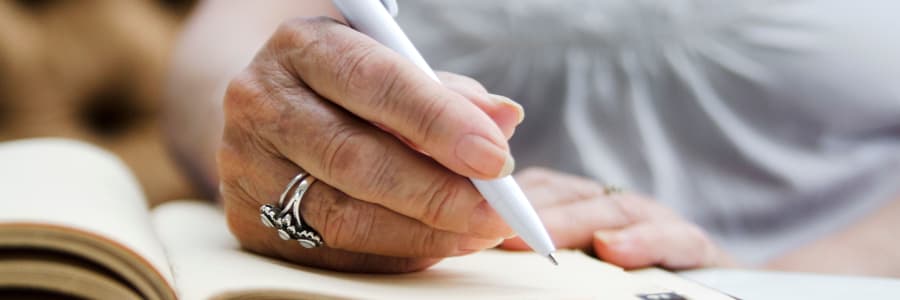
[{"left": 0, "top": 0, "right": 199, "bottom": 206}]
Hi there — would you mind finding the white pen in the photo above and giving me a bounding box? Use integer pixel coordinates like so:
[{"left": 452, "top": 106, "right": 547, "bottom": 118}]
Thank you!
[{"left": 331, "top": 0, "right": 558, "bottom": 265}]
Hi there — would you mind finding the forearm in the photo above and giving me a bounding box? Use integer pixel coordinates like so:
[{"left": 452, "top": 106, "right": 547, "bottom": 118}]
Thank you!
[
  {"left": 164, "top": 0, "right": 339, "bottom": 198},
  {"left": 764, "top": 195, "right": 900, "bottom": 277}
]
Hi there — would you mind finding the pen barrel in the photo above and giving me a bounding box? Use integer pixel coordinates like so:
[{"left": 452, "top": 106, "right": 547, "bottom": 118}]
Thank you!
[
  {"left": 332, "top": 0, "right": 556, "bottom": 256},
  {"left": 332, "top": 0, "right": 439, "bottom": 81},
  {"left": 471, "top": 177, "right": 556, "bottom": 255}
]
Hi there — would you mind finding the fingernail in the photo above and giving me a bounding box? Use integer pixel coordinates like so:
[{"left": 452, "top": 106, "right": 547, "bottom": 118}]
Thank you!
[
  {"left": 594, "top": 230, "right": 619, "bottom": 246},
  {"left": 500, "top": 155, "right": 515, "bottom": 177},
  {"left": 488, "top": 94, "right": 525, "bottom": 124},
  {"left": 459, "top": 237, "right": 505, "bottom": 252},
  {"left": 457, "top": 134, "right": 515, "bottom": 178}
]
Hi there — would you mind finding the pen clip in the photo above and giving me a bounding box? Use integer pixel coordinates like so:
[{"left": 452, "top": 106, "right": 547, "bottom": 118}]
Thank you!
[{"left": 380, "top": 0, "right": 399, "bottom": 17}]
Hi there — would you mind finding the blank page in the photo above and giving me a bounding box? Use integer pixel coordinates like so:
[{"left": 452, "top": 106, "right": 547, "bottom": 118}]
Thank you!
[{"left": 153, "top": 201, "right": 672, "bottom": 299}]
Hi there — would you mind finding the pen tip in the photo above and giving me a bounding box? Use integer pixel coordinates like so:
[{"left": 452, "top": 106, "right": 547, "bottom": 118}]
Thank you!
[{"left": 547, "top": 253, "right": 559, "bottom": 266}]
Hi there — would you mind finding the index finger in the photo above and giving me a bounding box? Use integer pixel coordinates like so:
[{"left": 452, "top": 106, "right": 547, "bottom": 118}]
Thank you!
[{"left": 271, "top": 17, "right": 515, "bottom": 179}]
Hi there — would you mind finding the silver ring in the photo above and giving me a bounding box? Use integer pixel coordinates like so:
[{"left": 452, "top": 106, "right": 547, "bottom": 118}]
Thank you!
[
  {"left": 260, "top": 172, "right": 325, "bottom": 249},
  {"left": 603, "top": 185, "right": 625, "bottom": 196}
]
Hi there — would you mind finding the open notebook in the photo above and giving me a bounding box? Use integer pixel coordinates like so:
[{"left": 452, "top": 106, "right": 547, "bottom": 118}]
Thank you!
[{"left": 0, "top": 139, "right": 734, "bottom": 299}]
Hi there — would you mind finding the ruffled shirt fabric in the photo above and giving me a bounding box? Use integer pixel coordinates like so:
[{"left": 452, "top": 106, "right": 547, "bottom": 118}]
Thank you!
[{"left": 398, "top": 0, "right": 900, "bottom": 264}]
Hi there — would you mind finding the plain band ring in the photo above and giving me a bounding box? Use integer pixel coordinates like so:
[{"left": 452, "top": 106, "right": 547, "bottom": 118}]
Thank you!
[{"left": 260, "top": 172, "right": 325, "bottom": 249}]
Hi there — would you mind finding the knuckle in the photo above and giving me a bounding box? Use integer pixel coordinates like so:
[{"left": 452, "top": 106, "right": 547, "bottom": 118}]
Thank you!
[
  {"left": 362, "top": 149, "right": 397, "bottom": 200},
  {"left": 419, "top": 176, "right": 463, "bottom": 229},
  {"left": 315, "top": 192, "right": 376, "bottom": 250},
  {"left": 335, "top": 42, "right": 404, "bottom": 109},
  {"left": 267, "top": 100, "right": 303, "bottom": 146},
  {"left": 223, "top": 72, "right": 283, "bottom": 132},
  {"left": 318, "top": 124, "right": 369, "bottom": 181},
  {"left": 222, "top": 71, "right": 284, "bottom": 156},
  {"left": 412, "top": 96, "right": 451, "bottom": 145},
  {"left": 611, "top": 196, "right": 648, "bottom": 225},
  {"left": 272, "top": 18, "right": 302, "bottom": 42},
  {"left": 272, "top": 16, "right": 334, "bottom": 49},
  {"left": 316, "top": 125, "right": 401, "bottom": 204},
  {"left": 223, "top": 71, "right": 263, "bottom": 123},
  {"left": 300, "top": 185, "right": 361, "bottom": 250},
  {"left": 413, "top": 230, "right": 443, "bottom": 257},
  {"left": 271, "top": 16, "right": 342, "bottom": 80}
]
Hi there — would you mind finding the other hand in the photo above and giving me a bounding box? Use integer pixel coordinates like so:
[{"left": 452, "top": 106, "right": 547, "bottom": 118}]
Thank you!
[{"left": 502, "top": 168, "right": 735, "bottom": 270}]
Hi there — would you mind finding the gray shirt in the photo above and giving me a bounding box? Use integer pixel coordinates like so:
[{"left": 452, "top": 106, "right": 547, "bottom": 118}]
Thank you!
[{"left": 399, "top": 0, "right": 900, "bottom": 264}]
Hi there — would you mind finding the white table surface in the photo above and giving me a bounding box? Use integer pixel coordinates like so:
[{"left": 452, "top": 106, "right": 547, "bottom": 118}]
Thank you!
[{"left": 681, "top": 269, "right": 900, "bottom": 299}]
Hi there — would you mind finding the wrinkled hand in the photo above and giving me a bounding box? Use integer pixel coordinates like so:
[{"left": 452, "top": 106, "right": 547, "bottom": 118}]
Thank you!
[
  {"left": 219, "top": 17, "right": 524, "bottom": 273},
  {"left": 502, "top": 168, "right": 734, "bottom": 270}
]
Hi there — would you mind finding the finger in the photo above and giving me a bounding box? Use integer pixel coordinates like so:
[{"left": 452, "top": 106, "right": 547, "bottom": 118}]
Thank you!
[
  {"left": 437, "top": 72, "right": 524, "bottom": 139},
  {"left": 592, "top": 221, "right": 720, "bottom": 270},
  {"left": 372, "top": 72, "right": 523, "bottom": 149},
  {"left": 499, "top": 196, "right": 636, "bottom": 250},
  {"left": 218, "top": 143, "right": 504, "bottom": 259},
  {"left": 435, "top": 72, "right": 489, "bottom": 94},
  {"left": 514, "top": 168, "right": 608, "bottom": 209},
  {"left": 301, "top": 178, "right": 504, "bottom": 258},
  {"left": 272, "top": 17, "right": 516, "bottom": 179},
  {"left": 222, "top": 181, "right": 441, "bottom": 273},
  {"left": 223, "top": 70, "right": 512, "bottom": 239}
]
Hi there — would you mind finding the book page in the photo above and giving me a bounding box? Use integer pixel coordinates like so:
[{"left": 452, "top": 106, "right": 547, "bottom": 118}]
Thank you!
[
  {"left": 0, "top": 139, "right": 175, "bottom": 299},
  {"left": 153, "top": 201, "right": 678, "bottom": 299},
  {"left": 0, "top": 250, "right": 142, "bottom": 300},
  {"left": 632, "top": 268, "right": 737, "bottom": 300}
]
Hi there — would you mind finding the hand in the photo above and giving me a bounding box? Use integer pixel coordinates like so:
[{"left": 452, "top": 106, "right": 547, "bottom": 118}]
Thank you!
[
  {"left": 501, "top": 168, "right": 734, "bottom": 270},
  {"left": 218, "top": 17, "right": 524, "bottom": 273}
]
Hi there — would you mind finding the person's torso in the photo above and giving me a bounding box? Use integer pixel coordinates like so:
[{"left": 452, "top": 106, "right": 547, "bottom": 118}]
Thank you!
[{"left": 398, "top": 0, "right": 900, "bottom": 264}]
